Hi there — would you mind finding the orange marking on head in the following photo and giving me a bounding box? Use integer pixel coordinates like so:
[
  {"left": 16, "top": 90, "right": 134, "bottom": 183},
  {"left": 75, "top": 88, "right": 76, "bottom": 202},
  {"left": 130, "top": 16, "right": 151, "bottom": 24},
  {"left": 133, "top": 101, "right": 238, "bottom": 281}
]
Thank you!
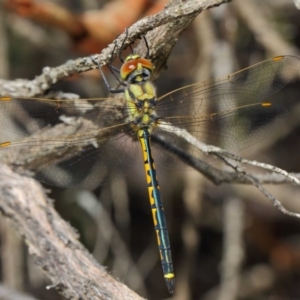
[{"left": 120, "top": 57, "right": 153, "bottom": 80}]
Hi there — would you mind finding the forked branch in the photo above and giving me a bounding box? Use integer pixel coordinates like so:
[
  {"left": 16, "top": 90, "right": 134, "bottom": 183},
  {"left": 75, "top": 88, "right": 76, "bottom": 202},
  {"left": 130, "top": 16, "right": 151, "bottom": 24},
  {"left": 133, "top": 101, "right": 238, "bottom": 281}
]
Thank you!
[
  {"left": 158, "top": 122, "right": 300, "bottom": 218},
  {"left": 0, "top": 0, "right": 231, "bottom": 98}
]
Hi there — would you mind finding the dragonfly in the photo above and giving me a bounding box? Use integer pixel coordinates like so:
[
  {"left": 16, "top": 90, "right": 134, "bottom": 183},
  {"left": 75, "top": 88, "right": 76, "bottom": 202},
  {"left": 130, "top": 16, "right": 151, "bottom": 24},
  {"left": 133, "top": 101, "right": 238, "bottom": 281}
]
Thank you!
[{"left": 0, "top": 46, "right": 300, "bottom": 293}]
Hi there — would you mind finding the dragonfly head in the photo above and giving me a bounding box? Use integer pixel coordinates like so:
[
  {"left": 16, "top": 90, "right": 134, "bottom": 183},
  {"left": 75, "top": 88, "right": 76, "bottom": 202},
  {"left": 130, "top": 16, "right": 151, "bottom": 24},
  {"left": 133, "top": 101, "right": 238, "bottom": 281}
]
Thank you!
[{"left": 120, "top": 54, "right": 154, "bottom": 84}]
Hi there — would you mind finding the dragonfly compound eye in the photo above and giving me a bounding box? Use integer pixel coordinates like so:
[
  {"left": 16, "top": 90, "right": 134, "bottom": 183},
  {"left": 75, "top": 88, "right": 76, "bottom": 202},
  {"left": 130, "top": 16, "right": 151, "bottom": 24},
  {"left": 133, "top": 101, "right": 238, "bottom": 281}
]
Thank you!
[{"left": 120, "top": 57, "right": 154, "bottom": 81}]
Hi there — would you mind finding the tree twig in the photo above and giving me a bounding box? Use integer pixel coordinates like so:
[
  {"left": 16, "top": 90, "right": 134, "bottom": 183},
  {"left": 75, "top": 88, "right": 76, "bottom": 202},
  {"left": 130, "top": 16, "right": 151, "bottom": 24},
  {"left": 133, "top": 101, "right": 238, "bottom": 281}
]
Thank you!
[
  {"left": 0, "top": 165, "right": 145, "bottom": 300},
  {"left": 0, "top": 0, "right": 231, "bottom": 98}
]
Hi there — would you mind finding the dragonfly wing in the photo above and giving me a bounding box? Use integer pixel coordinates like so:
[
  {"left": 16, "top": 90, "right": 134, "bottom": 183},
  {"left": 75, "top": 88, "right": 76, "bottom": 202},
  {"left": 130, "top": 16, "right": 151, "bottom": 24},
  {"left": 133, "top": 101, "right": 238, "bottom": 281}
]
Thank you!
[
  {"left": 161, "top": 103, "right": 287, "bottom": 152},
  {"left": 0, "top": 96, "right": 140, "bottom": 188},
  {"left": 0, "top": 96, "right": 127, "bottom": 138},
  {"left": 157, "top": 55, "right": 299, "bottom": 152},
  {"left": 35, "top": 133, "right": 141, "bottom": 189}
]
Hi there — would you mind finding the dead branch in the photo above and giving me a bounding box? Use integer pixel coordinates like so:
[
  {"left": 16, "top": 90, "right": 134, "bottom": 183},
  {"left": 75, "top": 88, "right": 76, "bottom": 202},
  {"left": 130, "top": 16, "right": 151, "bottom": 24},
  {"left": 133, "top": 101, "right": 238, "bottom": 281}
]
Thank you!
[
  {"left": 0, "top": 165, "right": 145, "bottom": 300},
  {"left": 0, "top": 0, "right": 231, "bottom": 98}
]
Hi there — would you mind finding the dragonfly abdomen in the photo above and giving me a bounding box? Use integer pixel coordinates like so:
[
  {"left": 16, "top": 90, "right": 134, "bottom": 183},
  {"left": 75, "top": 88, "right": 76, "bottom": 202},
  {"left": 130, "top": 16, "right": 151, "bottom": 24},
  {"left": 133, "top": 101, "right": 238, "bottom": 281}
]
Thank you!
[{"left": 138, "top": 128, "right": 175, "bottom": 293}]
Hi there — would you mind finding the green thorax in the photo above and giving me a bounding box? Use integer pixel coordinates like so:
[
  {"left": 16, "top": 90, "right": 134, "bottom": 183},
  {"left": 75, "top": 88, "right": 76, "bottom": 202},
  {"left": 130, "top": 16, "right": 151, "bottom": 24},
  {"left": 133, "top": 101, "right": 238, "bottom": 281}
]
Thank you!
[{"left": 121, "top": 55, "right": 158, "bottom": 135}]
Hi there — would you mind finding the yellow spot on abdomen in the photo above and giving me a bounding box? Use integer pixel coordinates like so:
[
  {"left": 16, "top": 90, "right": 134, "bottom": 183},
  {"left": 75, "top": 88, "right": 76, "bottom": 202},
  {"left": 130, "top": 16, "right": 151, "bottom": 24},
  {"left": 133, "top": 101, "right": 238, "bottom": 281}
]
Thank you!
[
  {"left": 164, "top": 273, "right": 175, "bottom": 279},
  {"left": 156, "top": 230, "right": 161, "bottom": 246},
  {"left": 152, "top": 208, "right": 158, "bottom": 226}
]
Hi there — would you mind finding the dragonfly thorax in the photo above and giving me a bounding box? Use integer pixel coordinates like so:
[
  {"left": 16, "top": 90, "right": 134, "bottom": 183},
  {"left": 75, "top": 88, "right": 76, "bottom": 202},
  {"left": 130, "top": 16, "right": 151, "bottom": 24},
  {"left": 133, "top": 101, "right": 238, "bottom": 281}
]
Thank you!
[{"left": 125, "top": 80, "right": 158, "bottom": 134}]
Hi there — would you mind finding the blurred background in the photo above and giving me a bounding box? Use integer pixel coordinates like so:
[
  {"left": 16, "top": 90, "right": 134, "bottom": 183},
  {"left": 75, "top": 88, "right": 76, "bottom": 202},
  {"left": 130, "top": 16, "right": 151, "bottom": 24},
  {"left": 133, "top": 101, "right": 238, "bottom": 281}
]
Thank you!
[{"left": 1, "top": 0, "right": 300, "bottom": 299}]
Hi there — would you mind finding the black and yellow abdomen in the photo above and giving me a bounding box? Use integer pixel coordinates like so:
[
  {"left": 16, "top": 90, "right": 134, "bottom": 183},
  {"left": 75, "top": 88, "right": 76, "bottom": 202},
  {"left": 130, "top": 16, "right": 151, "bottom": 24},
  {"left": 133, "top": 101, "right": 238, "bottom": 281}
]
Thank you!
[{"left": 121, "top": 55, "right": 175, "bottom": 293}]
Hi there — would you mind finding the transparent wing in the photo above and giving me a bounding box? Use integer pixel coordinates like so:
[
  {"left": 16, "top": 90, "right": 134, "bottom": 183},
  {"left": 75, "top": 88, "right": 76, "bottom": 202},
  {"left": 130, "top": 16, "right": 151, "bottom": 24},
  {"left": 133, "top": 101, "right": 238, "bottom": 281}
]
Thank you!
[
  {"left": 0, "top": 96, "right": 140, "bottom": 188},
  {"left": 0, "top": 96, "right": 127, "bottom": 137},
  {"left": 1, "top": 56, "right": 298, "bottom": 186},
  {"left": 156, "top": 55, "right": 298, "bottom": 152}
]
